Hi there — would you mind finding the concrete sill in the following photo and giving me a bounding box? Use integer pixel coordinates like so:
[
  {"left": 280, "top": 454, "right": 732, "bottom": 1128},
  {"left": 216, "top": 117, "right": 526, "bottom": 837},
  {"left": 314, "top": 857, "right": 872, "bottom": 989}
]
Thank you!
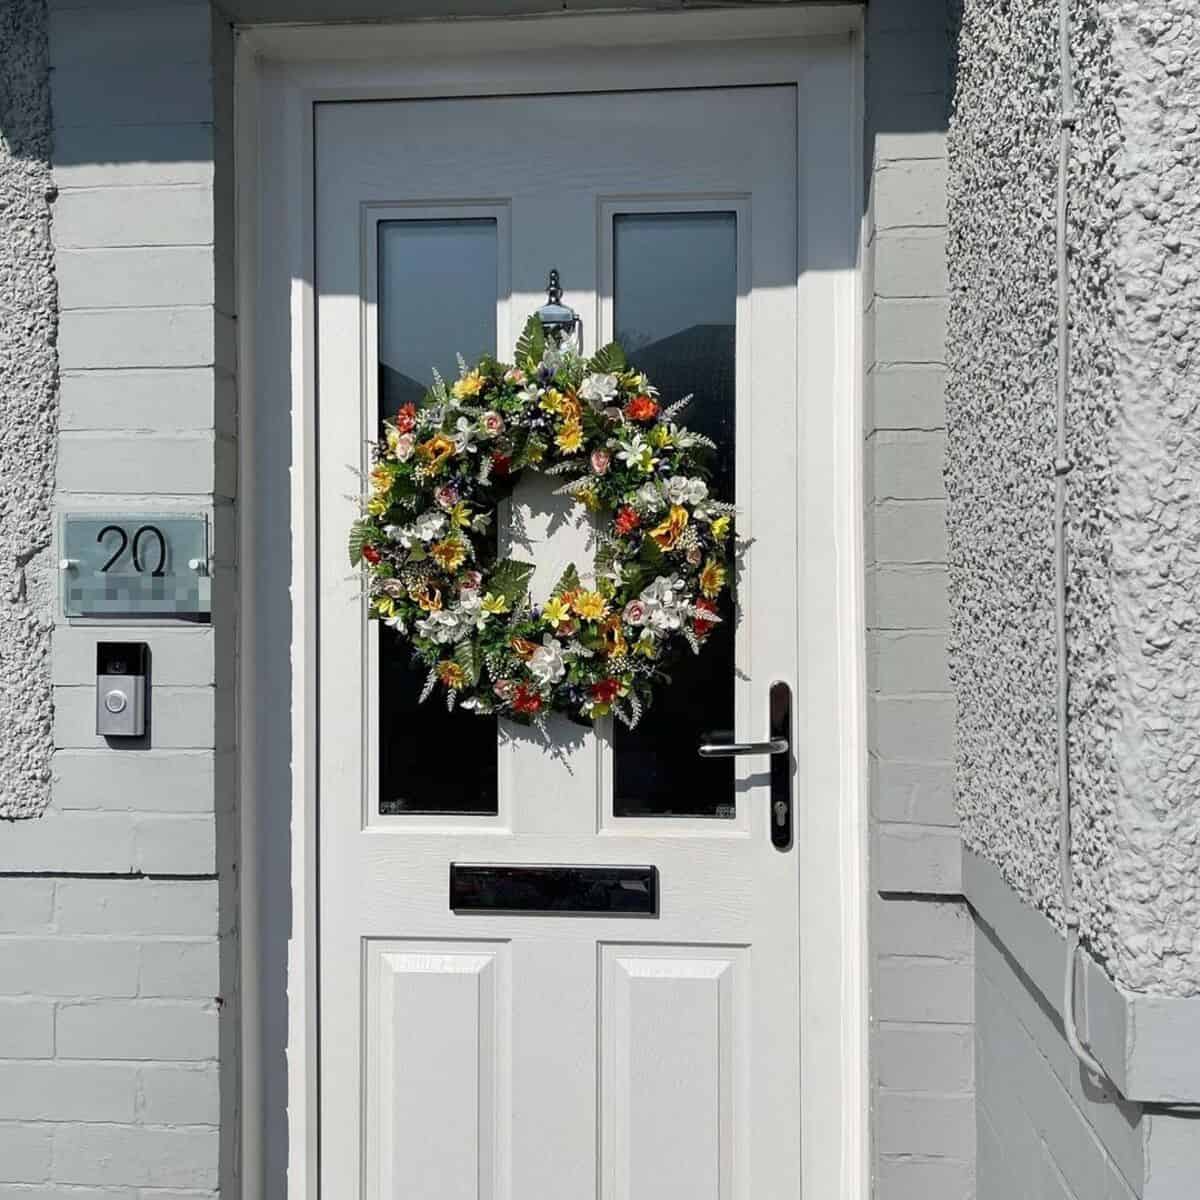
[{"left": 963, "top": 849, "right": 1200, "bottom": 1105}]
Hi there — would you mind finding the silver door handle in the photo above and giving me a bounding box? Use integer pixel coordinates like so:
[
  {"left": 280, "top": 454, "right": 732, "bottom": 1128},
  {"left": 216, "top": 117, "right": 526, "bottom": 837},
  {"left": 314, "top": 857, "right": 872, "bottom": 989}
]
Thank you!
[{"left": 697, "top": 737, "right": 788, "bottom": 758}]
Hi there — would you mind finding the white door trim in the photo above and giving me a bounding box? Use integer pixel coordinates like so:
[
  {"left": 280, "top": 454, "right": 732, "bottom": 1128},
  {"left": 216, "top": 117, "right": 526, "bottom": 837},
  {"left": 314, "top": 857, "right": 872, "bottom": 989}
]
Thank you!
[{"left": 237, "top": 9, "right": 867, "bottom": 1197}]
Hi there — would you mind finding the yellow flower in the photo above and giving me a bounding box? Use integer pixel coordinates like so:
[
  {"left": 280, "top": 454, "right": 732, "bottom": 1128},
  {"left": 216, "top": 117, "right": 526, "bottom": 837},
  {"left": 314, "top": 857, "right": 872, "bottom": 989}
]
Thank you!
[
  {"left": 481, "top": 592, "right": 510, "bottom": 615},
  {"left": 699, "top": 559, "right": 727, "bottom": 599},
  {"left": 438, "top": 661, "right": 468, "bottom": 689},
  {"left": 366, "top": 496, "right": 388, "bottom": 516},
  {"left": 449, "top": 501, "right": 472, "bottom": 529},
  {"left": 412, "top": 582, "right": 442, "bottom": 612},
  {"left": 636, "top": 633, "right": 659, "bottom": 659},
  {"left": 600, "top": 616, "right": 627, "bottom": 657},
  {"left": 417, "top": 433, "right": 456, "bottom": 472},
  {"left": 373, "top": 596, "right": 397, "bottom": 618},
  {"left": 650, "top": 424, "right": 675, "bottom": 449},
  {"left": 542, "top": 596, "right": 572, "bottom": 629},
  {"left": 430, "top": 539, "right": 466, "bottom": 571},
  {"left": 451, "top": 371, "right": 484, "bottom": 400},
  {"left": 649, "top": 505, "right": 689, "bottom": 551},
  {"left": 576, "top": 487, "right": 599, "bottom": 513},
  {"left": 370, "top": 464, "right": 393, "bottom": 495},
  {"left": 710, "top": 515, "right": 731, "bottom": 541},
  {"left": 572, "top": 590, "right": 608, "bottom": 621},
  {"left": 555, "top": 420, "right": 584, "bottom": 454},
  {"left": 539, "top": 389, "right": 565, "bottom": 414}
]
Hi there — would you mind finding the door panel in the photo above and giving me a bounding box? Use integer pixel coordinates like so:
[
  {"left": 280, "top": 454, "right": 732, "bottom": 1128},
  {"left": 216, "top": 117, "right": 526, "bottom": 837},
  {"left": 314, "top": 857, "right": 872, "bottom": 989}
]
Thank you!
[{"left": 317, "top": 86, "right": 800, "bottom": 1197}]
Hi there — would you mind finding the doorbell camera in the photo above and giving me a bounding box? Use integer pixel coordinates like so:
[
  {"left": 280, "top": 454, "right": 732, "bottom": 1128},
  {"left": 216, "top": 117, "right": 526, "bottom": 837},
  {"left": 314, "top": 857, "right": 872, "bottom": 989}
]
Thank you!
[{"left": 96, "top": 642, "right": 148, "bottom": 738}]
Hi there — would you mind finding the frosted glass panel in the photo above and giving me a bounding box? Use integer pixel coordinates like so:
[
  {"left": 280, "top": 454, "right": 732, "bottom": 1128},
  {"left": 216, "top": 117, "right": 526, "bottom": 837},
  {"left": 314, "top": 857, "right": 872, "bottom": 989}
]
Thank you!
[
  {"left": 377, "top": 219, "right": 498, "bottom": 815},
  {"left": 612, "top": 211, "right": 738, "bottom": 818}
]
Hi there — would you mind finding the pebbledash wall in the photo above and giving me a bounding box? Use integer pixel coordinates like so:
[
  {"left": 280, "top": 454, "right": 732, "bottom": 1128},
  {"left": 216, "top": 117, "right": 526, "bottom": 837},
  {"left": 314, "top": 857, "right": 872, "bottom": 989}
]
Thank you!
[{"left": 948, "top": 0, "right": 1200, "bottom": 1197}]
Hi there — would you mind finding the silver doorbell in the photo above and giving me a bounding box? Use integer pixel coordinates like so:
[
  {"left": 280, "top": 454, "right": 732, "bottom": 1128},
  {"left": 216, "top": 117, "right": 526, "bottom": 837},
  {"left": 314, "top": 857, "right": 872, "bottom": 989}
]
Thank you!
[{"left": 96, "top": 642, "right": 147, "bottom": 738}]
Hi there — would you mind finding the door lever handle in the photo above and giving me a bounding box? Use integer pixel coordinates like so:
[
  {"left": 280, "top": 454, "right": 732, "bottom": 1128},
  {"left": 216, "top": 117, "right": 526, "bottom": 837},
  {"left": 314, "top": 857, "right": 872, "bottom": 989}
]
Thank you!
[
  {"left": 697, "top": 737, "right": 788, "bottom": 758},
  {"left": 697, "top": 681, "right": 793, "bottom": 851}
]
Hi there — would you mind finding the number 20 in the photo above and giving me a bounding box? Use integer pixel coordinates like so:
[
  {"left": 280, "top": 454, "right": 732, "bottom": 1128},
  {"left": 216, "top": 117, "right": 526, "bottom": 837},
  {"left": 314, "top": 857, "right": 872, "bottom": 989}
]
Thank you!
[{"left": 97, "top": 524, "right": 167, "bottom": 577}]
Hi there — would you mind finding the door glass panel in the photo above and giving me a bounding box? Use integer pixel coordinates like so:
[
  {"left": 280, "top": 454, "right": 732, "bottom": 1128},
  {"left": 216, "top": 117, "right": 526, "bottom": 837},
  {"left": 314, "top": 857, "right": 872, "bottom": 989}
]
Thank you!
[
  {"left": 377, "top": 218, "right": 499, "bottom": 815},
  {"left": 611, "top": 211, "right": 738, "bottom": 818}
]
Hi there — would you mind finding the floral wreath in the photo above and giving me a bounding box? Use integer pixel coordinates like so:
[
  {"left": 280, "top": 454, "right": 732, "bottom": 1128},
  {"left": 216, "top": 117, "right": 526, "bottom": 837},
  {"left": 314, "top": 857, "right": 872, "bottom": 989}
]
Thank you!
[{"left": 350, "top": 315, "right": 735, "bottom": 730}]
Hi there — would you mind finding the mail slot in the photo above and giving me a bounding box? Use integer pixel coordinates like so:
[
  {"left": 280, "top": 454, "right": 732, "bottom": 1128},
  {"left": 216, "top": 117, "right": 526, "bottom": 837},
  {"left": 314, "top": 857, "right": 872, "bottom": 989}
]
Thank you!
[{"left": 449, "top": 863, "right": 658, "bottom": 916}]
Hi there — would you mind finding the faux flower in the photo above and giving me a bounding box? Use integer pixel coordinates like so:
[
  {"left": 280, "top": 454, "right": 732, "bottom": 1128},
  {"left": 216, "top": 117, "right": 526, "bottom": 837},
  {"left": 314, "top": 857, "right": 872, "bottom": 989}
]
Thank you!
[
  {"left": 694, "top": 597, "right": 719, "bottom": 638},
  {"left": 623, "top": 599, "right": 647, "bottom": 626},
  {"left": 373, "top": 595, "right": 397, "bottom": 618},
  {"left": 591, "top": 449, "right": 611, "bottom": 475},
  {"left": 452, "top": 417, "right": 479, "bottom": 454},
  {"left": 617, "top": 435, "right": 656, "bottom": 474},
  {"left": 393, "top": 432, "right": 416, "bottom": 461},
  {"left": 614, "top": 507, "right": 640, "bottom": 536},
  {"left": 460, "top": 570, "right": 483, "bottom": 596},
  {"left": 430, "top": 539, "right": 466, "bottom": 571},
  {"left": 572, "top": 591, "right": 608, "bottom": 621},
  {"left": 556, "top": 421, "right": 584, "bottom": 454},
  {"left": 452, "top": 371, "right": 484, "bottom": 400},
  {"left": 590, "top": 678, "right": 621, "bottom": 705},
  {"left": 710, "top": 515, "right": 731, "bottom": 541},
  {"left": 438, "top": 661, "right": 468, "bottom": 689},
  {"left": 529, "top": 636, "right": 566, "bottom": 685},
  {"left": 699, "top": 559, "right": 727, "bottom": 598},
  {"left": 371, "top": 465, "right": 394, "bottom": 495},
  {"left": 666, "top": 475, "right": 708, "bottom": 506},
  {"left": 687, "top": 545, "right": 703, "bottom": 566},
  {"left": 600, "top": 615, "right": 627, "bottom": 657},
  {"left": 480, "top": 411, "right": 504, "bottom": 437},
  {"left": 367, "top": 496, "right": 388, "bottom": 516},
  {"left": 579, "top": 373, "right": 618, "bottom": 405},
  {"left": 512, "top": 684, "right": 542, "bottom": 714},
  {"left": 634, "top": 482, "right": 665, "bottom": 510},
  {"left": 539, "top": 389, "right": 565, "bottom": 414},
  {"left": 624, "top": 394, "right": 660, "bottom": 422},
  {"left": 394, "top": 403, "right": 418, "bottom": 433},
  {"left": 362, "top": 544, "right": 381, "bottom": 566},
  {"left": 504, "top": 367, "right": 526, "bottom": 385},
  {"left": 434, "top": 484, "right": 460, "bottom": 509},
  {"left": 412, "top": 582, "right": 442, "bottom": 612},
  {"left": 481, "top": 592, "right": 510, "bottom": 614},
  {"left": 418, "top": 433, "right": 456, "bottom": 471},
  {"left": 542, "top": 596, "right": 572, "bottom": 629},
  {"left": 649, "top": 505, "right": 689, "bottom": 551},
  {"left": 491, "top": 453, "right": 511, "bottom": 476},
  {"left": 510, "top": 637, "right": 539, "bottom": 660},
  {"left": 494, "top": 679, "right": 516, "bottom": 700}
]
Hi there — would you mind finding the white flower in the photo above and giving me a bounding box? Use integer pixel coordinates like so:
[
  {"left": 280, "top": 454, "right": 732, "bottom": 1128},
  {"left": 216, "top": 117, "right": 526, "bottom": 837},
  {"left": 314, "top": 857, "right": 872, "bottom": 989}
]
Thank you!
[
  {"left": 389, "top": 511, "right": 446, "bottom": 548},
  {"left": 480, "top": 411, "right": 504, "bottom": 437},
  {"left": 665, "top": 475, "right": 709, "bottom": 506},
  {"left": 529, "top": 635, "right": 566, "bottom": 685},
  {"left": 579, "top": 372, "right": 619, "bottom": 406},
  {"left": 623, "top": 599, "right": 647, "bottom": 626},
  {"left": 452, "top": 416, "right": 479, "bottom": 454},
  {"left": 616, "top": 434, "right": 655, "bottom": 473},
  {"left": 634, "top": 482, "right": 666, "bottom": 511},
  {"left": 638, "top": 574, "right": 688, "bottom": 634}
]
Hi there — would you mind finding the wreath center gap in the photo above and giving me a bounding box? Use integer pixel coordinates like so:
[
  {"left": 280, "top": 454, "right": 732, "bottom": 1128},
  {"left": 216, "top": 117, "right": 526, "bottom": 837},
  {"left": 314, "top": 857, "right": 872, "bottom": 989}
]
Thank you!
[{"left": 351, "top": 313, "right": 736, "bottom": 730}]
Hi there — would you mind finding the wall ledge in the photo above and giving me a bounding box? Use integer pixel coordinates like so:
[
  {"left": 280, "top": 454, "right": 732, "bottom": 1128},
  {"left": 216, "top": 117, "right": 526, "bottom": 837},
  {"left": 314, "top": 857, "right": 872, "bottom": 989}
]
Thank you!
[{"left": 963, "top": 848, "right": 1200, "bottom": 1104}]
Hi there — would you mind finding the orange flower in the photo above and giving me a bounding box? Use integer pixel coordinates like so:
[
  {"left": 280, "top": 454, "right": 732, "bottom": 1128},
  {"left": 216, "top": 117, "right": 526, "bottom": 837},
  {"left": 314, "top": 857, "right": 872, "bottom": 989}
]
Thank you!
[
  {"left": 430, "top": 538, "right": 466, "bottom": 571},
  {"left": 438, "top": 661, "right": 467, "bottom": 689},
  {"left": 512, "top": 685, "right": 542, "bottom": 714},
  {"left": 510, "top": 637, "right": 539, "bottom": 661},
  {"left": 649, "top": 504, "right": 689, "bottom": 551},
  {"left": 560, "top": 392, "right": 583, "bottom": 422},
  {"left": 394, "top": 402, "right": 418, "bottom": 433},
  {"left": 614, "top": 507, "right": 640, "bottom": 536},
  {"left": 698, "top": 558, "right": 726, "bottom": 599},
  {"left": 624, "top": 394, "right": 659, "bottom": 422},
  {"left": 412, "top": 582, "right": 443, "bottom": 612},
  {"left": 600, "top": 616, "right": 627, "bottom": 657},
  {"left": 417, "top": 433, "right": 455, "bottom": 471}
]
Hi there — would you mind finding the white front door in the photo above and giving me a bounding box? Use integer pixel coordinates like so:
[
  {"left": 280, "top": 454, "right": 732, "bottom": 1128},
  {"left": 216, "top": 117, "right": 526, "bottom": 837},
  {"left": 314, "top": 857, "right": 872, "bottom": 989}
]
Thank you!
[{"left": 316, "top": 85, "right": 805, "bottom": 1197}]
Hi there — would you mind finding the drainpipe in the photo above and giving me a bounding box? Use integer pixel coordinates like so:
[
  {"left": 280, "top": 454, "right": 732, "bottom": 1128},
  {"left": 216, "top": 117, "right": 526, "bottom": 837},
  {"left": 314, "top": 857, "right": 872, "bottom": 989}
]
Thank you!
[{"left": 1055, "top": 0, "right": 1109, "bottom": 1084}]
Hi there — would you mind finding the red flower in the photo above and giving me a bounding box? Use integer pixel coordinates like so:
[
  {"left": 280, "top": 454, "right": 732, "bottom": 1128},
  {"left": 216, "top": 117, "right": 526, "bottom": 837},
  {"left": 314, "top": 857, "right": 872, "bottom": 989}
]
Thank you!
[
  {"left": 491, "top": 453, "right": 512, "bottom": 477},
  {"left": 590, "top": 678, "right": 621, "bottom": 705},
  {"left": 624, "top": 394, "right": 660, "bottom": 423},
  {"left": 614, "top": 506, "right": 640, "bottom": 536},
  {"left": 362, "top": 544, "right": 381, "bottom": 565},
  {"left": 694, "top": 597, "right": 719, "bottom": 638},
  {"left": 512, "top": 684, "right": 542, "bottom": 714},
  {"left": 394, "top": 403, "right": 418, "bottom": 433}
]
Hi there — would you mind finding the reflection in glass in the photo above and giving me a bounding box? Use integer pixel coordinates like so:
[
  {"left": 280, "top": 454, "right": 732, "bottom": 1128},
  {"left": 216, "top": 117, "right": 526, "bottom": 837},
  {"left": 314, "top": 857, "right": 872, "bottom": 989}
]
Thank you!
[
  {"left": 612, "top": 211, "right": 738, "bottom": 818},
  {"left": 377, "top": 219, "right": 499, "bottom": 815}
]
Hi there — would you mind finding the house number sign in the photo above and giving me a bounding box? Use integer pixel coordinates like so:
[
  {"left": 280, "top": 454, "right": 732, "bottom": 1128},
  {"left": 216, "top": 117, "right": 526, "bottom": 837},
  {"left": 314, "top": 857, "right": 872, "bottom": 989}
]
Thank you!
[{"left": 60, "top": 514, "right": 210, "bottom": 621}]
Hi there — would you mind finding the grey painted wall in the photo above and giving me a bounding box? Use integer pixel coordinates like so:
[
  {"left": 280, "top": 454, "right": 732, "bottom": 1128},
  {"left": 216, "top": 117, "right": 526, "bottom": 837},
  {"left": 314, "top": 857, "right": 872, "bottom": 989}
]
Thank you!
[
  {"left": 0, "top": 0, "right": 56, "bottom": 820},
  {"left": 947, "top": 0, "right": 1200, "bottom": 998}
]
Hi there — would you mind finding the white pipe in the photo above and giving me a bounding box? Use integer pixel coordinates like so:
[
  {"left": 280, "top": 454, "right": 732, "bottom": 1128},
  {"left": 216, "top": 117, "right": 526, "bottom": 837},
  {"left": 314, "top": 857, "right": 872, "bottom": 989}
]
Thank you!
[{"left": 1055, "top": 0, "right": 1109, "bottom": 1085}]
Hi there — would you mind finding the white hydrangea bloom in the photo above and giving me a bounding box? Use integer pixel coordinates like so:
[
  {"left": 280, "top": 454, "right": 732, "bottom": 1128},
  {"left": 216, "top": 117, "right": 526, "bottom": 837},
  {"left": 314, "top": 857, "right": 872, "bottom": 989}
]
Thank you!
[{"left": 529, "top": 635, "right": 567, "bottom": 685}]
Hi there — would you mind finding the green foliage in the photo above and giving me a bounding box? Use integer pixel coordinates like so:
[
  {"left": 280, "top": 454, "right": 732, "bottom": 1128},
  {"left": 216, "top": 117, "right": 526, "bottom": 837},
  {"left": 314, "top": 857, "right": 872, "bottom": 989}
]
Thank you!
[
  {"left": 588, "top": 342, "right": 627, "bottom": 375},
  {"left": 489, "top": 558, "right": 536, "bottom": 608},
  {"left": 515, "top": 313, "right": 545, "bottom": 370},
  {"left": 453, "top": 639, "right": 481, "bottom": 686},
  {"left": 348, "top": 520, "right": 372, "bottom": 567},
  {"left": 551, "top": 563, "right": 581, "bottom": 599}
]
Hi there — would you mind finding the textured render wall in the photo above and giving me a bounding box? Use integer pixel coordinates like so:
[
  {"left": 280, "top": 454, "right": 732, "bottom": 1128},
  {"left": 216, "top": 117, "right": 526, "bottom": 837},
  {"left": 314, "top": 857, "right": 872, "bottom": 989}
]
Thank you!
[
  {"left": 0, "top": 1, "right": 240, "bottom": 1195},
  {"left": 865, "top": 4, "right": 975, "bottom": 1198},
  {"left": 1105, "top": 2, "right": 1200, "bottom": 996},
  {"left": 0, "top": 0, "right": 56, "bottom": 820},
  {"left": 948, "top": 0, "right": 1200, "bottom": 996},
  {"left": 945, "top": 0, "right": 1123, "bottom": 961}
]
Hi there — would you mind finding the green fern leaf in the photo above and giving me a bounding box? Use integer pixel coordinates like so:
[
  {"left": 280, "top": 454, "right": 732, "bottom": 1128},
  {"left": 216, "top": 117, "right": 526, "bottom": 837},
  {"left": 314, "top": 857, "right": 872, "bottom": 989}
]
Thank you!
[
  {"left": 515, "top": 314, "right": 545, "bottom": 369},
  {"left": 588, "top": 342, "right": 627, "bottom": 374}
]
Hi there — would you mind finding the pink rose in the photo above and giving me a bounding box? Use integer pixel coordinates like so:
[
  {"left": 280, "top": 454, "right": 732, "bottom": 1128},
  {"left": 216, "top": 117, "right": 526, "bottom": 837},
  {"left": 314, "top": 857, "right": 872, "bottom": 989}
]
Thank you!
[
  {"left": 591, "top": 449, "right": 611, "bottom": 475},
  {"left": 504, "top": 368, "right": 526, "bottom": 385},
  {"left": 460, "top": 570, "right": 483, "bottom": 596},
  {"left": 394, "top": 433, "right": 415, "bottom": 461},
  {"left": 481, "top": 411, "right": 504, "bottom": 437},
  {"left": 493, "top": 679, "right": 516, "bottom": 700},
  {"left": 623, "top": 599, "right": 647, "bottom": 626},
  {"left": 434, "top": 484, "right": 460, "bottom": 509}
]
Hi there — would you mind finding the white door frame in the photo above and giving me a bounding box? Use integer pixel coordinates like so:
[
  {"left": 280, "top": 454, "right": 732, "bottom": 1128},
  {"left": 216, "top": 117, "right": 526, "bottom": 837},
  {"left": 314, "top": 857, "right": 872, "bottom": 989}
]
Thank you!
[{"left": 236, "top": 8, "right": 867, "bottom": 1197}]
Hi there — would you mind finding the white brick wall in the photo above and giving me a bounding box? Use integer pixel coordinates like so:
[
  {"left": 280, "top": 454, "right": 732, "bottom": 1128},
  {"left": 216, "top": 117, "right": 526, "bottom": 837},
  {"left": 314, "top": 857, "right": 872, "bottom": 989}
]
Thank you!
[{"left": 0, "top": 2, "right": 237, "bottom": 1195}]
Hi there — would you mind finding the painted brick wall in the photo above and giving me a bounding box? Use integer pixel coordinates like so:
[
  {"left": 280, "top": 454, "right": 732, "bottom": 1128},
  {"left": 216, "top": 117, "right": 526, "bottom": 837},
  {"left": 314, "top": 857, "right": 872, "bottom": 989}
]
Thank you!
[
  {"left": 864, "top": 2, "right": 974, "bottom": 1197},
  {"left": 0, "top": 1, "right": 238, "bottom": 1195}
]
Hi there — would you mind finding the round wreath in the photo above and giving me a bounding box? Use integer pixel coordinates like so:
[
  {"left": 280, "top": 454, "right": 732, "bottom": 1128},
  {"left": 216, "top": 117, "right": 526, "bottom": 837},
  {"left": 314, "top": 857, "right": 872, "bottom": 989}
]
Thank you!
[{"left": 350, "top": 316, "right": 735, "bottom": 729}]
